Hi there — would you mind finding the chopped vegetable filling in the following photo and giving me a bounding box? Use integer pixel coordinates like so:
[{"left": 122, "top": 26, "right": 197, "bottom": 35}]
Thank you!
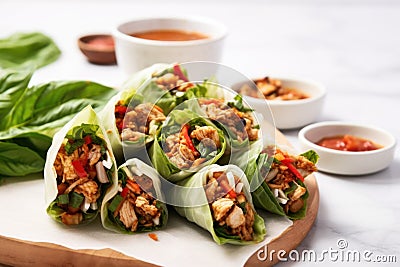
[
  {"left": 260, "top": 148, "right": 317, "bottom": 214},
  {"left": 53, "top": 124, "right": 110, "bottom": 225},
  {"left": 199, "top": 98, "right": 259, "bottom": 142},
  {"left": 115, "top": 102, "right": 166, "bottom": 141},
  {"left": 164, "top": 124, "right": 221, "bottom": 169},
  {"left": 206, "top": 171, "right": 255, "bottom": 241},
  {"left": 109, "top": 167, "right": 162, "bottom": 232}
]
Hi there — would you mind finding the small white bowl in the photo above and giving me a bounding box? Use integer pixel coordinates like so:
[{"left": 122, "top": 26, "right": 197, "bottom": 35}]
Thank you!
[
  {"left": 298, "top": 121, "right": 396, "bottom": 175},
  {"left": 113, "top": 16, "right": 227, "bottom": 75},
  {"left": 240, "top": 77, "right": 326, "bottom": 129}
]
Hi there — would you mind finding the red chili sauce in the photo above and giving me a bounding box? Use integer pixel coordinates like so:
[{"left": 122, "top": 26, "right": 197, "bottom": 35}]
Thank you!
[{"left": 316, "top": 134, "right": 382, "bottom": 152}]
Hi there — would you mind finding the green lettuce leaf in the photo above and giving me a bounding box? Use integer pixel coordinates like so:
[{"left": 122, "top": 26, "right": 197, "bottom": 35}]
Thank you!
[
  {"left": 121, "top": 63, "right": 176, "bottom": 114},
  {"left": 300, "top": 150, "right": 319, "bottom": 164},
  {"left": 101, "top": 64, "right": 171, "bottom": 162},
  {"left": 0, "top": 32, "right": 61, "bottom": 70},
  {"left": 137, "top": 79, "right": 176, "bottom": 114},
  {"left": 101, "top": 158, "right": 168, "bottom": 234},
  {"left": 227, "top": 94, "right": 254, "bottom": 113},
  {"left": 244, "top": 151, "right": 309, "bottom": 220},
  {"left": 134, "top": 64, "right": 225, "bottom": 115},
  {"left": 100, "top": 91, "right": 158, "bottom": 164},
  {"left": 172, "top": 164, "right": 266, "bottom": 245},
  {"left": 44, "top": 106, "right": 118, "bottom": 225}
]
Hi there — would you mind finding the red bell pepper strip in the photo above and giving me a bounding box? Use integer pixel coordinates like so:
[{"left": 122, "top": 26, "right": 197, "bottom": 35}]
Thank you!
[
  {"left": 117, "top": 121, "right": 124, "bottom": 132},
  {"left": 72, "top": 160, "right": 88, "bottom": 178},
  {"left": 120, "top": 187, "right": 129, "bottom": 198},
  {"left": 220, "top": 179, "right": 237, "bottom": 199},
  {"left": 115, "top": 105, "right": 127, "bottom": 115},
  {"left": 181, "top": 124, "right": 197, "bottom": 152},
  {"left": 227, "top": 189, "right": 237, "bottom": 199},
  {"left": 173, "top": 65, "right": 189, "bottom": 82},
  {"left": 80, "top": 153, "right": 89, "bottom": 167},
  {"left": 281, "top": 158, "right": 304, "bottom": 182},
  {"left": 84, "top": 135, "right": 92, "bottom": 145}
]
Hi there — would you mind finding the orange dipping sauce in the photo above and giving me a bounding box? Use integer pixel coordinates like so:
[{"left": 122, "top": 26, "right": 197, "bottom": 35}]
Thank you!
[
  {"left": 130, "top": 29, "right": 208, "bottom": 41},
  {"left": 316, "top": 134, "right": 382, "bottom": 152}
]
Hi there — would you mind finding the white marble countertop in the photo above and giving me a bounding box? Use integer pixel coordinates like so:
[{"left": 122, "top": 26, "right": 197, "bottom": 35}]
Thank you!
[{"left": 1, "top": 0, "right": 399, "bottom": 266}]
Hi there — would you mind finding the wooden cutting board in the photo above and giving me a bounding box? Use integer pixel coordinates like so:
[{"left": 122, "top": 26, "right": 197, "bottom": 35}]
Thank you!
[{"left": 0, "top": 130, "right": 319, "bottom": 267}]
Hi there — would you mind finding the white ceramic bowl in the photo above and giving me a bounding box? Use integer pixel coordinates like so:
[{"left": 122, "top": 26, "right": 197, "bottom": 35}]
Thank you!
[
  {"left": 241, "top": 77, "right": 326, "bottom": 129},
  {"left": 113, "top": 16, "right": 227, "bottom": 75},
  {"left": 298, "top": 121, "right": 396, "bottom": 175}
]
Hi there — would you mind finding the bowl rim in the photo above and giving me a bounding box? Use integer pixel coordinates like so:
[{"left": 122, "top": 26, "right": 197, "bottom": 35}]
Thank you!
[
  {"left": 298, "top": 121, "right": 397, "bottom": 155},
  {"left": 113, "top": 16, "right": 228, "bottom": 47},
  {"left": 240, "top": 76, "right": 327, "bottom": 106}
]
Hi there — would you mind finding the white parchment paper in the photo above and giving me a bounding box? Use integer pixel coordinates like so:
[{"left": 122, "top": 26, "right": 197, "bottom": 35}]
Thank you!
[{"left": 0, "top": 175, "right": 292, "bottom": 267}]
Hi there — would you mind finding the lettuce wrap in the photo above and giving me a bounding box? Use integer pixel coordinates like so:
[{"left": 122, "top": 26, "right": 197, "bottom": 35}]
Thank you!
[
  {"left": 197, "top": 95, "right": 261, "bottom": 151},
  {"left": 149, "top": 109, "right": 226, "bottom": 183},
  {"left": 245, "top": 147, "right": 318, "bottom": 220},
  {"left": 100, "top": 64, "right": 171, "bottom": 162},
  {"left": 172, "top": 164, "right": 266, "bottom": 245},
  {"left": 136, "top": 64, "right": 223, "bottom": 114},
  {"left": 101, "top": 91, "right": 166, "bottom": 163},
  {"left": 44, "top": 106, "right": 117, "bottom": 225},
  {"left": 101, "top": 158, "right": 168, "bottom": 234}
]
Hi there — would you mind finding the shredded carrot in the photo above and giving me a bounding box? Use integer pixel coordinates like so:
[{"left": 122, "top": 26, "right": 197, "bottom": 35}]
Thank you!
[
  {"left": 127, "top": 179, "right": 141, "bottom": 193},
  {"left": 148, "top": 233, "right": 158, "bottom": 241}
]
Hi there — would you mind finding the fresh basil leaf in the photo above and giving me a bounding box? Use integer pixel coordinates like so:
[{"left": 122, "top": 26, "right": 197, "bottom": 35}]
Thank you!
[
  {"left": 0, "top": 32, "right": 61, "bottom": 70},
  {"left": 0, "top": 141, "right": 45, "bottom": 176},
  {"left": 0, "top": 69, "right": 33, "bottom": 118},
  {"left": 9, "top": 132, "right": 52, "bottom": 159},
  {"left": 0, "top": 69, "right": 117, "bottom": 178},
  {"left": 300, "top": 150, "right": 319, "bottom": 164},
  {"left": 0, "top": 80, "right": 116, "bottom": 134}
]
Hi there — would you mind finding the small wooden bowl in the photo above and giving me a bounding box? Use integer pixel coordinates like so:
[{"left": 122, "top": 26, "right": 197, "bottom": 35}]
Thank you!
[{"left": 78, "top": 34, "right": 117, "bottom": 65}]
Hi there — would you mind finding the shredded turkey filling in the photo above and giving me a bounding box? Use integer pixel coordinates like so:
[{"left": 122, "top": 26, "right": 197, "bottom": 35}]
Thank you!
[
  {"left": 260, "top": 148, "right": 317, "bottom": 214},
  {"left": 115, "top": 102, "right": 166, "bottom": 142},
  {"left": 154, "top": 72, "right": 194, "bottom": 93},
  {"left": 54, "top": 141, "right": 106, "bottom": 225},
  {"left": 206, "top": 171, "right": 255, "bottom": 241},
  {"left": 164, "top": 125, "right": 221, "bottom": 169},
  {"left": 199, "top": 98, "right": 258, "bottom": 142},
  {"left": 115, "top": 173, "right": 162, "bottom": 232}
]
